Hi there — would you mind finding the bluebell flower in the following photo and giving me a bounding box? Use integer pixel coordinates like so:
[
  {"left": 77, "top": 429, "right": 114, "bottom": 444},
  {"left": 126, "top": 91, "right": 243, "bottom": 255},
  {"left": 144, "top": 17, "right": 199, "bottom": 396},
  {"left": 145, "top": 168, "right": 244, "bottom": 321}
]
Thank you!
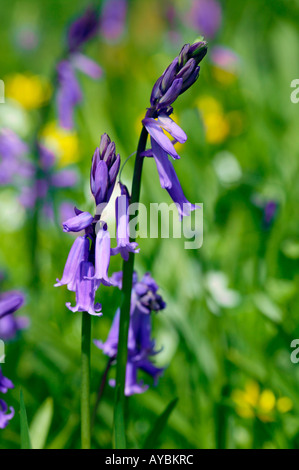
[
  {"left": 142, "top": 42, "right": 207, "bottom": 218},
  {"left": 0, "top": 368, "right": 14, "bottom": 429},
  {"left": 0, "top": 291, "right": 25, "bottom": 320},
  {"left": 55, "top": 134, "right": 121, "bottom": 316},
  {"left": 57, "top": 7, "right": 102, "bottom": 130},
  {"left": 110, "top": 183, "right": 139, "bottom": 261},
  {"left": 101, "top": 0, "right": 127, "bottom": 42},
  {"left": 94, "top": 272, "right": 166, "bottom": 396}
]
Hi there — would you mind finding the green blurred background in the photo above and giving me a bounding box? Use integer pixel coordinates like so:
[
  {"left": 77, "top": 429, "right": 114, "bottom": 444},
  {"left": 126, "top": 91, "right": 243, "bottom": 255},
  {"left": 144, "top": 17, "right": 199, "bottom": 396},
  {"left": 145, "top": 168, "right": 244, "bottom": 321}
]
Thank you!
[{"left": 1, "top": 0, "right": 299, "bottom": 449}]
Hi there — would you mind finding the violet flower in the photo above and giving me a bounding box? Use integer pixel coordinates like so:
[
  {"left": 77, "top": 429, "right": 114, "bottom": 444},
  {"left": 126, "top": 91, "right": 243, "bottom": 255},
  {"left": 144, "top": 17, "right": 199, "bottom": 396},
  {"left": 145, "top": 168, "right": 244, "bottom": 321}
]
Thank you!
[
  {"left": 20, "top": 144, "right": 78, "bottom": 216},
  {"left": 101, "top": 0, "right": 127, "bottom": 42},
  {"left": 0, "top": 289, "right": 27, "bottom": 341},
  {"left": 142, "top": 42, "right": 207, "bottom": 218},
  {"left": 263, "top": 201, "right": 278, "bottom": 228},
  {"left": 67, "top": 7, "right": 100, "bottom": 53},
  {"left": 57, "top": 7, "right": 102, "bottom": 130},
  {"left": 0, "top": 368, "right": 14, "bottom": 429},
  {"left": 55, "top": 134, "right": 121, "bottom": 316},
  {"left": 0, "top": 314, "right": 29, "bottom": 342},
  {"left": 186, "top": 0, "right": 222, "bottom": 39},
  {"left": 110, "top": 182, "right": 139, "bottom": 261},
  {"left": 0, "top": 129, "right": 33, "bottom": 185},
  {"left": 0, "top": 399, "right": 15, "bottom": 429},
  {"left": 0, "top": 291, "right": 25, "bottom": 320},
  {"left": 94, "top": 271, "right": 166, "bottom": 396}
]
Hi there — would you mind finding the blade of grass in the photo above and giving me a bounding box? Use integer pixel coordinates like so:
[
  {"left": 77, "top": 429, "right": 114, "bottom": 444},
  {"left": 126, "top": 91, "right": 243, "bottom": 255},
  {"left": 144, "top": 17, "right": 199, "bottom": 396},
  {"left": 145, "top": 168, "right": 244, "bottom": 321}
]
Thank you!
[
  {"left": 20, "top": 389, "right": 32, "bottom": 449},
  {"left": 143, "top": 398, "right": 178, "bottom": 449}
]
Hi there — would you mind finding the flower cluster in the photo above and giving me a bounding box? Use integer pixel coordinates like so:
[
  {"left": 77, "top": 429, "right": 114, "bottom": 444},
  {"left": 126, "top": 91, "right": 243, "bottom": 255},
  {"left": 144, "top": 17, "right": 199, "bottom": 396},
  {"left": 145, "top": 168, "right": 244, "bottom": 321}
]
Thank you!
[
  {"left": 0, "top": 290, "right": 26, "bottom": 429},
  {"left": 57, "top": 7, "right": 102, "bottom": 130},
  {"left": 94, "top": 271, "right": 166, "bottom": 396},
  {"left": 55, "top": 133, "right": 133, "bottom": 316},
  {"left": 142, "top": 41, "right": 207, "bottom": 219}
]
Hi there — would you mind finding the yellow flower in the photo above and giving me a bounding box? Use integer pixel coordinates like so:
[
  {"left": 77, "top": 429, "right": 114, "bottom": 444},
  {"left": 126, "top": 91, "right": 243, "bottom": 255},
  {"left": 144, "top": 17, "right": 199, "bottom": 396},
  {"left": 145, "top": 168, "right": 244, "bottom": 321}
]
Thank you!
[
  {"left": 196, "top": 96, "right": 229, "bottom": 145},
  {"left": 211, "top": 66, "right": 238, "bottom": 85},
  {"left": 231, "top": 380, "right": 292, "bottom": 422},
  {"left": 258, "top": 390, "right": 276, "bottom": 414},
  {"left": 196, "top": 96, "right": 222, "bottom": 115},
  {"left": 41, "top": 122, "right": 79, "bottom": 167},
  {"left": 5, "top": 73, "right": 52, "bottom": 110},
  {"left": 203, "top": 112, "right": 230, "bottom": 144},
  {"left": 277, "top": 397, "right": 293, "bottom": 414}
]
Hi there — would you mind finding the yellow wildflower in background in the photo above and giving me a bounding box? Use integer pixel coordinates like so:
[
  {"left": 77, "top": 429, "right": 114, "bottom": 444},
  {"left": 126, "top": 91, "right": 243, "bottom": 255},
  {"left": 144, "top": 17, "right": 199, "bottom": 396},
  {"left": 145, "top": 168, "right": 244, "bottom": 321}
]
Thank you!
[
  {"left": 41, "top": 122, "right": 79, "bottom": 167},
  {"left": 211, "top": 66, "right": 238, "bottom": 85},
  {"left": 197, "top": 95, "right": 230, "bottom": 145},
  {"left": 5, "top": 73, "right": 52, "bottom": 110},
  {"left": 231, "top": 380, "right": 293, "bottom": 423}
]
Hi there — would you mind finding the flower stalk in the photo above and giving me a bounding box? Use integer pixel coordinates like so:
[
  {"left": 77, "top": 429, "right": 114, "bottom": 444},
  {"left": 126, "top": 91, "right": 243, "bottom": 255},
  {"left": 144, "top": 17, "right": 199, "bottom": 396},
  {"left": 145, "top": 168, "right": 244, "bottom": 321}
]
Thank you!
[
  {"left": 113, "top": 125, "right": 148, "bottom": 449},
  {"left": 81, "top": 311, "right": 91, "bottom": 449}
]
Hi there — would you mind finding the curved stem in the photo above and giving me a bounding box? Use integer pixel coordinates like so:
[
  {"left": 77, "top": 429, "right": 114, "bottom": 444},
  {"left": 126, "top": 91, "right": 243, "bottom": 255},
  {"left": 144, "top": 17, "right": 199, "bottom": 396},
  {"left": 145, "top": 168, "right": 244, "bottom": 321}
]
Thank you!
[
  {"left": 81, "top": 312, "right": 91, "bottom": 449},
  {"left": 113, "top": 125, "right": 148, "bottom": 449},
  {"left": 91, "top": 357, "right": 113, "bottom": 429}
]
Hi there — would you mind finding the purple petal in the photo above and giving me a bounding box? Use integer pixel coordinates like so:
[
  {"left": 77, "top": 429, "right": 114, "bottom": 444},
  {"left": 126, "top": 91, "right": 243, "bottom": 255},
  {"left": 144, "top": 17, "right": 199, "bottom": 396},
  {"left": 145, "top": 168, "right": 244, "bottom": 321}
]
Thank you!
[
  {"left": 63, "top": 211, "right": 93, "bottom": 233},
  {"left": 71, "top": 52, "right": 102, "bottom": 79},
  {"left": 0, "top": 399, "right": 14, "bottom": 429},
  {"left": 165, "top": 162, "right": 199, "bottom": 220},
  {"left": 0, "top": 291, "right": 25, "bottom": 320},
  {"left": 157, "top": 114, "right": 187, "bottom": 144},
  {"left": 158, "top": 78, "right": 183, "bottom": 106},
  {"left": 56, "top": 60, "right": 82, "bottom": 130},
  {"left": 85, "top": 228, "right": 112, "bottom": 285},
  {"left": 143, "top": 118, "right": 179, "bottom": 159},
  {"left": 54, "top": 236, "right": 89, "bottom": 289},
  {"left": 93, "top": 160, "right": 109, "bottom": 205},
  {"left": 0, "top": 369, "right": 14, "bottom": 394},
  {"left": 66, "top": 262, "right": 102, "bottom": 316},
  {"left": 151, "top": 137, "right": 174, "bottom": 189}
]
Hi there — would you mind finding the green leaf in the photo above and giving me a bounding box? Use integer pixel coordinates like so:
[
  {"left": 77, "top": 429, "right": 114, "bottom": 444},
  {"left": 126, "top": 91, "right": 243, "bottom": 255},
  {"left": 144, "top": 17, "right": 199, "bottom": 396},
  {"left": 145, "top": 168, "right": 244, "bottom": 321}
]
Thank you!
[
  {"left": 20, "top": 389, "right": 32, "bottom": 450},
  {"left": 143, "top": 398, "right": 178, "bottom": 449},
  {"left": 29, "top": 397, "right": 54, "bottom": 449}
]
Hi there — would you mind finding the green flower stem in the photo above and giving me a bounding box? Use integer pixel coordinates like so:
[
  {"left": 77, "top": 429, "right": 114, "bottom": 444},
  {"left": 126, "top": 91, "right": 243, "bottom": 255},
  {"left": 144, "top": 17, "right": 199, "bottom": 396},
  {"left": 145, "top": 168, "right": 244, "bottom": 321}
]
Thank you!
[
  {"left": 81, "top": 311, "right": 92, "bottom": 449},
  {"left": 113, "top": 125, "right": 149, "bottom": 449}
]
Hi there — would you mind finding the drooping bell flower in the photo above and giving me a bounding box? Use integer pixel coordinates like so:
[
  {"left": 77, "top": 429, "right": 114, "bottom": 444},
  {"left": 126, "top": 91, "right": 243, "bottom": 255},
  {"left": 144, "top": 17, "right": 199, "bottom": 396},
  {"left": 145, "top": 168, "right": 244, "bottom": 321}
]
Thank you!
[
  {"left": 0, "top": 368, "right": 14, "bottom": 429},
  {"left": 0, "top": 399, "right": 15, "bottom": 429},
  {"left": 0, "top": 314, "right": 29, "bottom": 342},
  {"left": 0, "top": 289, "right": 27, "bottom": 342},
  {"left": 142, "top": 42, "right": 207, "bottom": 218},
  {"left": 110, "top": 183, "right": 139, "bottom": 261},
  {"left": 94, "top": 271, "right": 166, "bottom": 396},
  {"left": 55, "top": 134, "right": 121, "bottom": 316},
  {"left": 57, "top": 7, "right": 102, "bottom": 130},
  {"left": 0, "top": 291, "right": 25, "bottom": 320}
]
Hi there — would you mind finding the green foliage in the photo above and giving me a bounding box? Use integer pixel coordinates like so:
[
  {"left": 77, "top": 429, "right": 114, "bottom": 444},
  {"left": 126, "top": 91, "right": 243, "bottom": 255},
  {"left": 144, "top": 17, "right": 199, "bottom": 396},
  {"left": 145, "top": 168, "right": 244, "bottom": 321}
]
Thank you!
[{"left": 1, "top": 0, "right": 299, "bottom": 450}]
